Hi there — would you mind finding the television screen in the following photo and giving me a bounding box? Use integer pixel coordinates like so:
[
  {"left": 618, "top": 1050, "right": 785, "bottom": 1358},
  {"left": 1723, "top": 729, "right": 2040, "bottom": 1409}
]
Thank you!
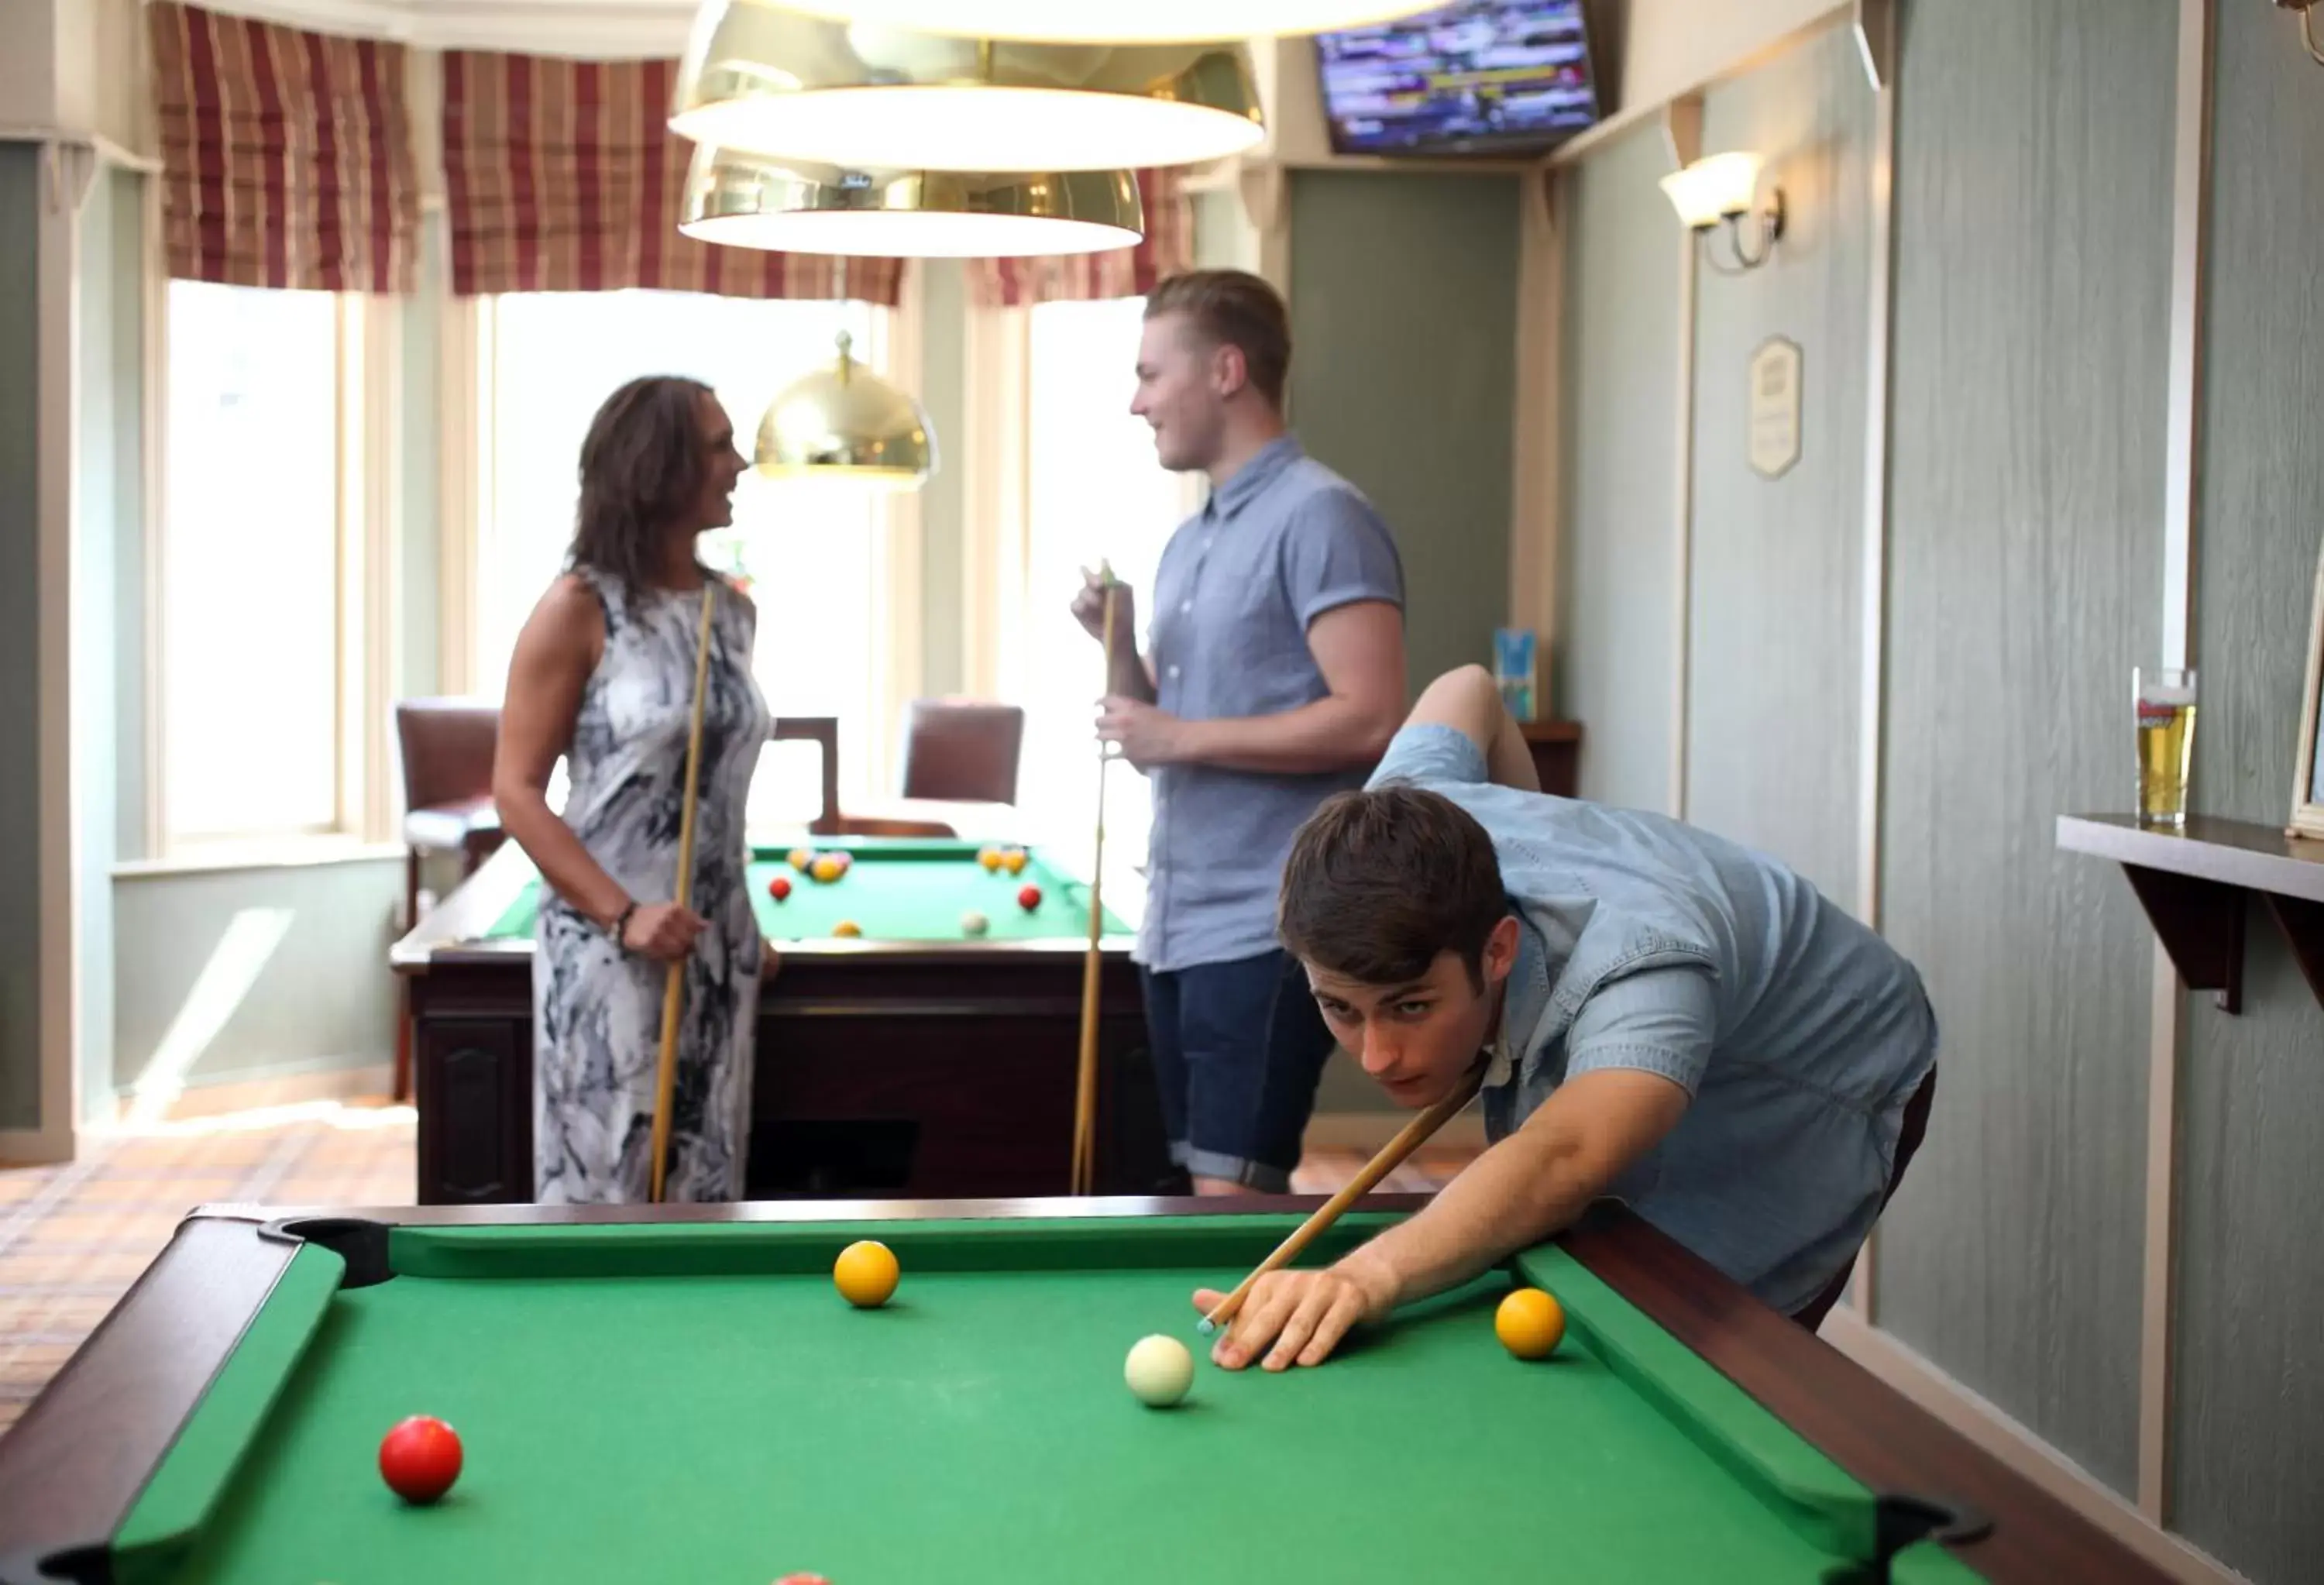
[{"left": 1314, "top": 2, "right": 1600, "bottom": 158}]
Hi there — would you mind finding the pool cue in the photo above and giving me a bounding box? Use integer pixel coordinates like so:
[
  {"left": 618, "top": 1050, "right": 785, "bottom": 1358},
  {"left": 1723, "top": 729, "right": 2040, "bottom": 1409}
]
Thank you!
[
  {"left": 1198, "top": 1055, "right": 1487, "bottom": 1335},
  {"left": 648, "top": 582, "right": 720, "bottom": 1204},
  {"left": 1069, "top": 564, "right": 1119, "bottom": 1195}
]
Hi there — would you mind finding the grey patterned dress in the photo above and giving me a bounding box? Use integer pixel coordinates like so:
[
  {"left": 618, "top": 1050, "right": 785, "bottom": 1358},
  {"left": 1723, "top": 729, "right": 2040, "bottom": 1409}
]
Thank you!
[{"left": 533, "top": 568, "right": 772, "bottom": 1203}]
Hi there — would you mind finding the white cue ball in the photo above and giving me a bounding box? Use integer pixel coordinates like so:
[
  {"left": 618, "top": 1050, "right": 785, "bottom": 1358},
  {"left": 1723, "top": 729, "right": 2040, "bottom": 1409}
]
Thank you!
[
  {"left": 1124, "top": 1334, "right": 1195, "bottom": 1408},
  {"left": 961, "top": 909, "right": 989, "bottom": 937}
]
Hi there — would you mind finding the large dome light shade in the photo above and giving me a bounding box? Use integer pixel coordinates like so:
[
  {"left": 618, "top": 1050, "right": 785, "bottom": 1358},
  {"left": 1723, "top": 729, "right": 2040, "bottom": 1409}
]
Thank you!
[
  {"left": 680, "top": 152, "right": 1144, "bottom": 257},
  {"left": 756, "top": 329, "right": 936, "bottom": 489},
  {"left": 671, "top": 4, "right": 1264, "bottom": 171},
  {"left": 782, "top": 0, "right": 1436, "bottom": 43}
]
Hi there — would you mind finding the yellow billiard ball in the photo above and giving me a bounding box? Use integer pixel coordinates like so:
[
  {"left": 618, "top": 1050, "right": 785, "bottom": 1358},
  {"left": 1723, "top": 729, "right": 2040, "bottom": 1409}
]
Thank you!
[
  {"left": 1002, "top": 848, "right": 1029, "bottom": 875},
  {"left": 977, "top": 845, "right": 1003, "bottom": 872},
  {"left": 788, "top": 848, "right": 813, "bottom": 872},
  {"left": 834, "top": 1239, "right": 899, "bottom": 1307},
  {"left": 1494, "top": 1287, "right": 1565, "bottom": 1360},
  {"left": 832, "top": 920, "right": 861, "bottom": 939},
  {"left": 811, "top": 854, "right": 845, "bottom": 884}
]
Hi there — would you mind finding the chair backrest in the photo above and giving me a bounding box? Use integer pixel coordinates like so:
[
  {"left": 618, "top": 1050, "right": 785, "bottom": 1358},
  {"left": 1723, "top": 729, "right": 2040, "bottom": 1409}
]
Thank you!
[
  {"left": 898, "top": 700, "right": 1025, "bottom": 805},
  {"left": 396, "top": 699, "right": 502, "bottom": 814}
]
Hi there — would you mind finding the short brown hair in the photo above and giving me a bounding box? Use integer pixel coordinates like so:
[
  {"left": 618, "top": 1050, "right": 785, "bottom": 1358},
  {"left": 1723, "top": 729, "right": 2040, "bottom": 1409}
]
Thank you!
[
  {"left": 1278, "top": 784, "right": 1509, "bottom": 989},
  {"left": 1145, "top": 269, "right": 1292, "bottom": 407}
]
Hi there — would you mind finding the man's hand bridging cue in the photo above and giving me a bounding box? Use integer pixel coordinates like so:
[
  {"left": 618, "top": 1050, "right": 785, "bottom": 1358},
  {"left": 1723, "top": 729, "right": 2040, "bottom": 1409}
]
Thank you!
[{"left": 1191, "top": 1253, "right": 1400, "bottom": 1371}]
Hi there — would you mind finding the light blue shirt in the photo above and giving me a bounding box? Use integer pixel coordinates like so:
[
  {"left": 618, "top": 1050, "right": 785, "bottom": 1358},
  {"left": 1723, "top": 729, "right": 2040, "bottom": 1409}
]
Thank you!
[
  {"left": 1368, "top": 725, "right": 1938, "bottom": 1314},
  {"left": 1140, "top": 436, "right": 1404, "bottom": 972}
]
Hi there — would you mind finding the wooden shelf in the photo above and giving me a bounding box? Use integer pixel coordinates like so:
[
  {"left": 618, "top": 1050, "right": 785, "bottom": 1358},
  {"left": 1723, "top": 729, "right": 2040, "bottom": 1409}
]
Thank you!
[
  {"left": 1518, "top": 719, "right": 1583, "bottom": 798},
  {"left": 2056, "top": 814, "right": 2324, "bottom": 1014}
]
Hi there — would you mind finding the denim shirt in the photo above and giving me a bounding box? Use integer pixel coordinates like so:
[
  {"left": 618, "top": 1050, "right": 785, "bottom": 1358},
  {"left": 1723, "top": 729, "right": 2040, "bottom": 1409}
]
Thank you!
[
  {"left": 1370, "top": 726, "right": 1938, "bottom": 1314},
  {"left": 1140, "top": 435, "right": 1404, "bottom": 971}
]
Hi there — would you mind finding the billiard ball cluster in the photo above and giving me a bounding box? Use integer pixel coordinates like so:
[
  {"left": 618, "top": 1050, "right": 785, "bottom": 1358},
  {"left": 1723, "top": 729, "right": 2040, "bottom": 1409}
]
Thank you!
[
  {"left": 776, "top": 848, "right": 853, "bottom": 886},
  {"left": 975, "top": 844, "right": 1030, "bottom": 875}
]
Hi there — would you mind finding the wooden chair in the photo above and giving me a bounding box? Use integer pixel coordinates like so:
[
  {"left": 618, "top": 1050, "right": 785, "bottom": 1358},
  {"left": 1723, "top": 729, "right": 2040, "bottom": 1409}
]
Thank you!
[
  {"left": 899, "top": 700, "right": 1026, "bottom": 806},
  {"left": 394, "top": 699, "right": 507, "bottom": 1100}
]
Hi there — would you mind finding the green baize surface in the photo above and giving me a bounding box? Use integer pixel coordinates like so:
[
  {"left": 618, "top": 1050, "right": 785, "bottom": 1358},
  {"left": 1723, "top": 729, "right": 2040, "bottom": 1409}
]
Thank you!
[{"left": 118, "top": 1215, "right": 1985, "bottom": 1584}]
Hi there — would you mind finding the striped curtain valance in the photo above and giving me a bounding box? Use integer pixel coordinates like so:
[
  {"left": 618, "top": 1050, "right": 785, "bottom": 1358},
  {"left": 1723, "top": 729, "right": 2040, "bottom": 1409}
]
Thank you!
[
  {"left": 147, "top": 1, "right": 420, "bottom": 292},
  {"left": 965, "top": 168, "right": 1194, "bottom": 308},
  {"left": 438, "top": 52, "right": 904, "bottom": 305}
]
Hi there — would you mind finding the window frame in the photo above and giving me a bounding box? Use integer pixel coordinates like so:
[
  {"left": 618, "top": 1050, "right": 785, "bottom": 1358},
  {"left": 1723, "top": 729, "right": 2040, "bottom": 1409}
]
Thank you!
[
  {"left": 441, "top": 279, "right": 930, "bottom": 811},
  {"left": 149, "top": 280, "right": 402, "bottom": 861}
]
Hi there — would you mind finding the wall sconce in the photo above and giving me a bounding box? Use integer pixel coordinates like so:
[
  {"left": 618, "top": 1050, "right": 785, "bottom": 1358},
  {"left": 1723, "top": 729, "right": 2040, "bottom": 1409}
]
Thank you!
[
  {"left": 2278, "top": 0, "right": 2324, "bottom": 67},
  {"left": 1659, "top": 152, "right": 1786, "bottom": 274}
]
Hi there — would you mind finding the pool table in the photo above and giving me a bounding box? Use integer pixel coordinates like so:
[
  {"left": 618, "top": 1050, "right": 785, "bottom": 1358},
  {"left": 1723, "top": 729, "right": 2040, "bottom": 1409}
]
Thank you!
[
  {"left": 391, "top": 837, "right": 1173, "bottom": 1205},
  {"left": 0, "top": 1198, "right": 2169, "bottom": 1585}
]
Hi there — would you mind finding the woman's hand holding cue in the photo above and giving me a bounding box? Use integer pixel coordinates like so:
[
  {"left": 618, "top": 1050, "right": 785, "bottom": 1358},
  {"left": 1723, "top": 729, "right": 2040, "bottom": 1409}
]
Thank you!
[{"left": 621, "top": 902, "right": 707, "bottom": 961}]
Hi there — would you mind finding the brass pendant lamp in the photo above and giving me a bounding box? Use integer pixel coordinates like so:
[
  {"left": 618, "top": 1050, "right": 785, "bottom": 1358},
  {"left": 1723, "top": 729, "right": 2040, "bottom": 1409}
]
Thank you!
[
  {"left": 755, "top": 321, "right": 935, "bottom": 491},
  {"left": 670, "top": 2, "right": 1264, "bottom": 173},
  {"left": 679, "top": 146, "right": 1144, "bottom": 257},
  {"left": 778, "top": 0, "right": 1436, "bottom": 44},
  {"left": 713, "top": 212, "right": 934, "bottom": 490}
]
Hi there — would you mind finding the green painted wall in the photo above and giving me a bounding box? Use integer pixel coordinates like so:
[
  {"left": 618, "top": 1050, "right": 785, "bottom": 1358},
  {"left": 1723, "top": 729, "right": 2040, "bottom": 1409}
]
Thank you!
[
  {"left": 1283, "top": 167, "right": 1518, "bottom": 1116},
  {"left": 2169, "top": 1, "right": 2324, "bottom": 1575},
  {"left": 1287, "top": 168, "right": 1519, "bottom": 702},
  {"left": 1556, "top": 122, "right": 1682, "bottom": 811},
  {"left": 1554, "top": 0, "right": 2185, "bottom": 1512},
  {"left": 74, "top": 165, "right": 143, "bottom": 1115},
  {"left": 111, "top": 859, "right": 403, "bottom": 1098},
  {"left": 1683, "top": 26, "right": 1872, "bottom": 904},
  {"left": 0, "top": 145, "right": 44, "bottom": 1133}
]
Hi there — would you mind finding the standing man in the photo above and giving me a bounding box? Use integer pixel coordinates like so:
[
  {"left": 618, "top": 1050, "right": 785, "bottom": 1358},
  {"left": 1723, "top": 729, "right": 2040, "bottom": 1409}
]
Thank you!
[{"left": 1071, "top": 268, "right": 1408, "bottom": 1197}]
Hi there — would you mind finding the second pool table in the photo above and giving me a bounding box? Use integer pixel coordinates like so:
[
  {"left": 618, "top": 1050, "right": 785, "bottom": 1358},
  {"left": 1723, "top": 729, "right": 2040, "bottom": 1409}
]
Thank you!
[
  {"left": 0, "top": 1198, "right": 2172, "bottom": 1585},
  {"left": 391, "top": 838, "right": 1171, "bottom": 1206}
]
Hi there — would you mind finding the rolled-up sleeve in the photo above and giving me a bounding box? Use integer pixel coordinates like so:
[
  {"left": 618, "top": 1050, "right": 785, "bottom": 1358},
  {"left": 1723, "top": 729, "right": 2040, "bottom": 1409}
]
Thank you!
[
  {"left": 1367, "top": 723, "right": 1487, "bottom": 790},
  {"left": 1564, "top": 965, "right": 1719, "bottom": 1097},
  {"left": 1281, "top": 489, "right": 1403, "bottom": 629}
]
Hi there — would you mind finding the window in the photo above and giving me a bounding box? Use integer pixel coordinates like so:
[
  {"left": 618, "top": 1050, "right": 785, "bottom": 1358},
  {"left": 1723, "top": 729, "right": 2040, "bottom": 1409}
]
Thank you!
[
  {"left": 159, "top": 280, "right": 367, "bottom": 849},
  {"left": 1006, "top": 297, "right": 1203, "bottom": 872},
  {"left": 470, "top": 291, "right": 902, "bottom": 824}
]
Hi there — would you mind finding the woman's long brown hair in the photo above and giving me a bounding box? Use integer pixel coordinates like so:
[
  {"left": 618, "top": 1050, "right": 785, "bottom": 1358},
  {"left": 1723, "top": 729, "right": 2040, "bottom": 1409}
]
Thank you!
[{"left": 569, "top": 375, "right": 714, "bottom": 603}]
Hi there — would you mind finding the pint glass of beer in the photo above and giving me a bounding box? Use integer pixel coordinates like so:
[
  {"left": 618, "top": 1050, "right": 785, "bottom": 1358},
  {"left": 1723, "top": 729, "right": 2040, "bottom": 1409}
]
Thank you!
[{"left": 2133, "top": 666, "right": 2197, "bottom": 827}]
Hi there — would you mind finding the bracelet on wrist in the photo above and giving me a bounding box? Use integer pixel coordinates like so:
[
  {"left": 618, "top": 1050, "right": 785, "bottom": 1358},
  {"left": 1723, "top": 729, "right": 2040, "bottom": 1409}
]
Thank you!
[{"left": 610, "top": 900, "right": 638, "bottom": 948}]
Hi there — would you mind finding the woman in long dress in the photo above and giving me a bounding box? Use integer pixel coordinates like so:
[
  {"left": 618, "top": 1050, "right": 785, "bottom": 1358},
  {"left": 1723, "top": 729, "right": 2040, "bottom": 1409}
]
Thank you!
[{"left": 493, "top": 376, "right": 776, "bottom": 1202}]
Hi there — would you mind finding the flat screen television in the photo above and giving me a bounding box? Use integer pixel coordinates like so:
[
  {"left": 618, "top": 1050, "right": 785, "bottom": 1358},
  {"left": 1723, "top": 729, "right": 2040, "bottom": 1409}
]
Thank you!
[{"left": 1314, "top": 2, "right": 1601, "bottom": 158}]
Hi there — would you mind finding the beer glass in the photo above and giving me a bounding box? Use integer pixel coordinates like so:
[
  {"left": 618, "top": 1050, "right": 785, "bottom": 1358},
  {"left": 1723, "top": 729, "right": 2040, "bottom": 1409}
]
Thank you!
[{"left": 2133, "top": 666, "right": 2197, "bottom": 827}]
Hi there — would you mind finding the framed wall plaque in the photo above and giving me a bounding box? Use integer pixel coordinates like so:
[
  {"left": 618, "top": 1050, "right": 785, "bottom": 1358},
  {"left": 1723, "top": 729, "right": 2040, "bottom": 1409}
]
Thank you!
[{"left": 1748, "top": 335, "right": 1802, "bottom": 480}]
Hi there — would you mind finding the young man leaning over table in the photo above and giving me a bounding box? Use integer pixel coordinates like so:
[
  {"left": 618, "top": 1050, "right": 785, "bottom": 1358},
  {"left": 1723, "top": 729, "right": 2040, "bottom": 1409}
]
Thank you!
[{"left": 1195, "top": 665, "right": 1939, "bottom": 1370}]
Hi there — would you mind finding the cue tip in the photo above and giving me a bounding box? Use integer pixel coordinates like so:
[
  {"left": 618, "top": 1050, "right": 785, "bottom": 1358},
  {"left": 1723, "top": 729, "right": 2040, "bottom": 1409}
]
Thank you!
[{"left": 1197, "top": 1318, "right": 1216, "bottom": 1336}]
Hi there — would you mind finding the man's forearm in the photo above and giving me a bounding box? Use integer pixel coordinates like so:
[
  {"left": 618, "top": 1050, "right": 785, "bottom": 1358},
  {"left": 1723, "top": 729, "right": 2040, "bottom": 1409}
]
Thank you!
[
  {"left": 1334, "top": 1125, "right": 1596, "bottom": 1312},
  {"left": 1174, "top": 696, "right": 1399, "bottom": 775}
]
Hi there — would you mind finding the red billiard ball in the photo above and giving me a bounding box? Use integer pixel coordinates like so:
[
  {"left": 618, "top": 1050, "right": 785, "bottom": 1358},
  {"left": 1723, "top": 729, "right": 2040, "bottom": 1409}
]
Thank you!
[
  {"left": 768, "top": 875, "right": 792, "bottom": 902},
  {"left": 774, "top": 1576, "right": 831, "bottom": 1585},
  {"left": 1016, "top": 884, "right": 1042, "bottom": 911},
  {"left": 379, "top": 1415, "right": 462, "bottom": 1504}
]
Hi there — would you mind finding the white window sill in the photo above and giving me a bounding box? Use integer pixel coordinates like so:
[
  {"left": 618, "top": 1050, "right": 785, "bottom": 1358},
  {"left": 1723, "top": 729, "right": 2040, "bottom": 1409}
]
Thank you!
[{"left": 114, "top": 836, "right": 408, "bottom": 881}]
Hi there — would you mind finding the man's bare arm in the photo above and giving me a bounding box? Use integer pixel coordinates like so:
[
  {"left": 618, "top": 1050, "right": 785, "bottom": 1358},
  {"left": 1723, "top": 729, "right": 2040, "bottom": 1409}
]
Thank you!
[{"left": 1099, "top": 600, "right": 1406, "bottom": 775}]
